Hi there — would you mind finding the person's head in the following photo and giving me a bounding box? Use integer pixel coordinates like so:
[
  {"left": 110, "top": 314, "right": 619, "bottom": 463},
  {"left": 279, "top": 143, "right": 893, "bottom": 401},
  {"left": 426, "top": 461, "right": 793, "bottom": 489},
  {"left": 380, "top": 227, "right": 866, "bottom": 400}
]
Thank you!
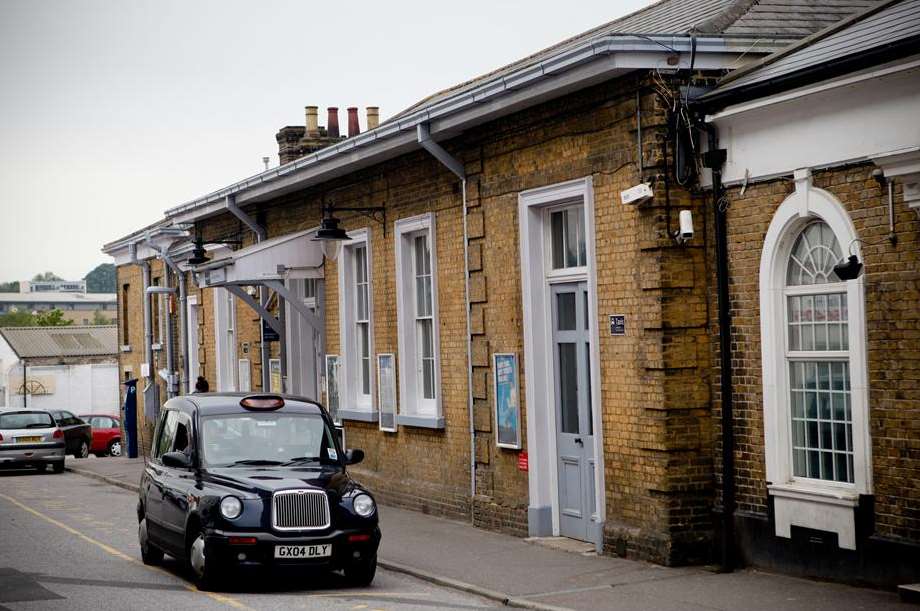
[{"left": 195, "top": 376, "right": 209, "bottom": 393}]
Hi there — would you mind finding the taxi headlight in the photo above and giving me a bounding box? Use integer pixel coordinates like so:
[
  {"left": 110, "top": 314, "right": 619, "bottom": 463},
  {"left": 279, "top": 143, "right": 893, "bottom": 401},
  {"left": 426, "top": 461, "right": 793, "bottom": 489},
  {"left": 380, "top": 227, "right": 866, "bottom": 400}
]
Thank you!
[
  {"left": 220, "top": 496, "right": 243, "bottom": 520},
  {"left": 352, "top": 493, "right": 375, "bottom": 517}
]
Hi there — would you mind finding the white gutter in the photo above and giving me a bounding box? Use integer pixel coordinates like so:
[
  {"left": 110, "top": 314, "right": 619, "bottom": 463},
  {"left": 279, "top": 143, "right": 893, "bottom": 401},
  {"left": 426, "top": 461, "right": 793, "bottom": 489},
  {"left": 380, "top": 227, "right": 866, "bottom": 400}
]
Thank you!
[{"left": 162, "top": 34, "right": 788, "bottom": 225}]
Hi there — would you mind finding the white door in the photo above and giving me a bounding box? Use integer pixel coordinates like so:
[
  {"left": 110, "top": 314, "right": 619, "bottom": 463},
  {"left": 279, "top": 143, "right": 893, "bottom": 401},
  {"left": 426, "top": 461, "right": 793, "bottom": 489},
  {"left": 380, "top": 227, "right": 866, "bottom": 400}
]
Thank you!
[{"left": 552, "top": 282, "right": 595, "bottom": 542}]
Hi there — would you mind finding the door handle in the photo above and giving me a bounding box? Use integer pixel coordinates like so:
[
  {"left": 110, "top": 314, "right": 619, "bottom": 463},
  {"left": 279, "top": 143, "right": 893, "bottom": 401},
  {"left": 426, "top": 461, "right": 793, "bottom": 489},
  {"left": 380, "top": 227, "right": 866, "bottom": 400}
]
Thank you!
[{"left": 574, "top": 437, "right": 583, "bottom": 446}]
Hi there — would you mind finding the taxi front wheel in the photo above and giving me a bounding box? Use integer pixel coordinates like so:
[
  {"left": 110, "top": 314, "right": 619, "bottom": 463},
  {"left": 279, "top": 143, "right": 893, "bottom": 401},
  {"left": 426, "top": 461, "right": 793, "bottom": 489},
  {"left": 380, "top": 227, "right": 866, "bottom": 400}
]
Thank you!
[
  {"left": 188, "top": 530, "right": 222, "bottom": 590},
  {"left": 344, "top": 553, "right": 377, "bottom": 587}
]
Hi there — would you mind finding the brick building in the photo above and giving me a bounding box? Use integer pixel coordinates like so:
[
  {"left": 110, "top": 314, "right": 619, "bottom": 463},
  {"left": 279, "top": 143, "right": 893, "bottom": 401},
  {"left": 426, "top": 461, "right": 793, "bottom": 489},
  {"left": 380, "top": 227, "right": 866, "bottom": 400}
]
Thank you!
[
  {"left": 102, "top": 0, "right": 920, "bottom": 586},
  {"left": 700, "top": 0, "right": 920, "bottom": 586}
]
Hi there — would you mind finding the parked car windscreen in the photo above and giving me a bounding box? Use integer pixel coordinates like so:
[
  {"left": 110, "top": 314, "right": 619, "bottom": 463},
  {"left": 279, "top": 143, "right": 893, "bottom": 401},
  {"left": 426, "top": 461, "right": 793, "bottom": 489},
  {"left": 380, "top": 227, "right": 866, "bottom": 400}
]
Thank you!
[
  {"left": 199, "top": 413, "right": 339, "bottom": 468},
  {"left": 0, "top": 411, "right": 55, "bottom": 429}
]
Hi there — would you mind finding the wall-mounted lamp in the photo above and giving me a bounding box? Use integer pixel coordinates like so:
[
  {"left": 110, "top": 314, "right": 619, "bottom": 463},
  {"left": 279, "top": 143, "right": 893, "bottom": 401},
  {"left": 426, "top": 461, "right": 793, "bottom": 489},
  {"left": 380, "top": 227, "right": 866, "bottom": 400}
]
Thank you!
[
  {"left": 833, "top": 255, "right": 863, "bottom": 281},
  {"left": 311, "top": 203, "right": 386, "bottom": 262},
  {"left": 834, "top": 239, "right": 865, "bottom": 281},
  {"left": 187, "top": 235, "right": 243, "bottom": 266},
  {"left": 310, "top": 215, "right": 349, "bottom": 262}
]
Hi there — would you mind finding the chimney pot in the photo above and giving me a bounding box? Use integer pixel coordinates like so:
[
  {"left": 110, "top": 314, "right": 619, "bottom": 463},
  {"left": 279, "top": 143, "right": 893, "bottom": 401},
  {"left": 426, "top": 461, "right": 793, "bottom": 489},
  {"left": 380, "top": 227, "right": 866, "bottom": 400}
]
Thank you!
[
  {"left": 305, "top": 106, "right": 319, "bottom": 136},
  {"left": 366, "top": 106, "right": 379, "bottom": 130},
  {"left": 347, "top": 107, "right": 360, "bottom": 137},
  {"left": 327, "top": 107, "right": 340, "bottom": 138}
]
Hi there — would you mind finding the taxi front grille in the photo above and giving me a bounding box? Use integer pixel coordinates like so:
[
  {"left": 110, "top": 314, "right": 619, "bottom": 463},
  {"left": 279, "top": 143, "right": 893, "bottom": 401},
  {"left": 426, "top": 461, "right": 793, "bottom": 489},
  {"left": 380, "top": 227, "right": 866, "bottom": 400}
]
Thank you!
[{"left": 271, "top": 489, "right": 330, "bottom": 531}]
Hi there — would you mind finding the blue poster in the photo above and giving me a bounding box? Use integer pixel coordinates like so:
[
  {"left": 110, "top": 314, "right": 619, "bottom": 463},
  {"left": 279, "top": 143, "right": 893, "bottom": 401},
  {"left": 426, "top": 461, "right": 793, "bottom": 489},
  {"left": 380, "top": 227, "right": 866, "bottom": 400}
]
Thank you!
[{"left": 494, "top": 353, "right": 521, "bottom": 449}]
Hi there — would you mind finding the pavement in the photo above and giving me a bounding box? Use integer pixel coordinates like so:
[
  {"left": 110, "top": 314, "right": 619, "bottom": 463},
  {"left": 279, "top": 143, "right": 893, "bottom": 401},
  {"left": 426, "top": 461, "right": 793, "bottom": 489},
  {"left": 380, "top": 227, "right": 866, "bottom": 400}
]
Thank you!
[{"left": 62, "top": 456, "right": 907, "bottom": 611}]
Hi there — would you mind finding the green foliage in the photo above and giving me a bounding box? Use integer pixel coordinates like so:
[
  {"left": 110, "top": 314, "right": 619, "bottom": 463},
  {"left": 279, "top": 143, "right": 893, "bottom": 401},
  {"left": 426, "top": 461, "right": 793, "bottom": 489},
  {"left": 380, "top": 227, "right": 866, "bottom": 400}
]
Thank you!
[
  {"left": 33, "top": 271, "right": 63, "bottom": 282},
  {"left": 0, "top": 310, "right": 36, "bottom": 327},
  {"left": 0, "top": 281, "right": 19, "bottom": 293},
  {"left": 85, "top": 263, "right": 116, "bottom": 293},
  {"left": 34, "top": 309, "right": 73, "bottom": 327}
]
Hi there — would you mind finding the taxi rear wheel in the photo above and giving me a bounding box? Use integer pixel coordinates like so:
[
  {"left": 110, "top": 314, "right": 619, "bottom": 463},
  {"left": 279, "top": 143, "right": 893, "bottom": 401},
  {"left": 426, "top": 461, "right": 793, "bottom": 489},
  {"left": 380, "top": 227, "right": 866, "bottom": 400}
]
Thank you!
[{"left": 344, "top": 553, "right": 377, "bottom": 587}]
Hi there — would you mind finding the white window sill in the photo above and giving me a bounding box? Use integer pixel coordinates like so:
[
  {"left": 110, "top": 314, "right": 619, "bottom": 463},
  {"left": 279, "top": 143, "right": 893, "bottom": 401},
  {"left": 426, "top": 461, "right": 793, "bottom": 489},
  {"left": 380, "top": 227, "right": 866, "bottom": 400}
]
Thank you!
[
  {"left": 120, "top": 345, "right": 132, "bottom": 353},
  {"left": 768, "top": 482, "right": 860, "bottom": 549},
  {"left": 768, "top": 482, "right": 860, "bottom": 507},
  {"left": 396, "top": 414, "right": 445, "bottom": 429},
  {"left": 339, "top": 409, "right": 379, "bottom": 423}
]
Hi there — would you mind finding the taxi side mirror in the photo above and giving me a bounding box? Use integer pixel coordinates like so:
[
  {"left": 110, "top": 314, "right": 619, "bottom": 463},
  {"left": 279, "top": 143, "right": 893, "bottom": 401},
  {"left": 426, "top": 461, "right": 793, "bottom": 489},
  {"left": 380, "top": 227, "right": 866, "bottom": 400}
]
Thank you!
[
  {"left": 162, "top": 451, "right": 191, "bottom": 469},
  {"left": 345, "top": 449, "right": 364, "bottom": 465}
]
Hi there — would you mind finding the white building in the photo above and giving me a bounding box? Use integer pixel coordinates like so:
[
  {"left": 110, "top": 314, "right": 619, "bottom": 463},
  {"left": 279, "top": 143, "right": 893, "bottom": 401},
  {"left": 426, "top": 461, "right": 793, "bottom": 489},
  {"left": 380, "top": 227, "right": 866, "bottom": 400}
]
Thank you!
[{"left": 0, "top": 325, "right": 120, "bottom": 416}]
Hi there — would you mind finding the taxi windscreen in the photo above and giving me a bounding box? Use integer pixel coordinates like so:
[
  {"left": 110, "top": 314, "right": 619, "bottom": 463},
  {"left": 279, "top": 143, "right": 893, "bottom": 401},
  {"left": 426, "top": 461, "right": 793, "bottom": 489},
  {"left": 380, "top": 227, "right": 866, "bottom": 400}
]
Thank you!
[
  {"left": 200, "top": 413, "right": 339, "bottom": 468},
  {"left": 0, "top": 412, "right": 55, "bottom": 430}
]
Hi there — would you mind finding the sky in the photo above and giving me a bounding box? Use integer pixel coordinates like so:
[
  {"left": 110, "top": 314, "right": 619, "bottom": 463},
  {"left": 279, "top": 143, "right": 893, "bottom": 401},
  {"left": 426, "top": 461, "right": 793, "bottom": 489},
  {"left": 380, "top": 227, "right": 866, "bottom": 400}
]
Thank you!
[{"left": 0, "top": 0, "right": 648, "bottom": 282}]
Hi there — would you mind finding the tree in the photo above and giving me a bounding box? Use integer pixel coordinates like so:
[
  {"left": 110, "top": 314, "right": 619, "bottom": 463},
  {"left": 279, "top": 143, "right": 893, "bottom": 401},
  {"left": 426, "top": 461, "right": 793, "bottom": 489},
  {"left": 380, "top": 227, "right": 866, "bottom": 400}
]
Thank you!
[
  {"left": 33, "top": 272, "right": 63, "bottom": 282},
  {"left": 0, "top": 310, "right": 35, "bottom": 327},
  {"left": 85, "top": 263, "right": 116, "bottom": 293},
  {"left": 34, "top": 309, "right": 73, "bottom": 327},
  {"left": 0, "top": 281, "right": 19, "bottom": 293},
  {"left": 92, "top": 310, "right": 114, "bottom": 325}
]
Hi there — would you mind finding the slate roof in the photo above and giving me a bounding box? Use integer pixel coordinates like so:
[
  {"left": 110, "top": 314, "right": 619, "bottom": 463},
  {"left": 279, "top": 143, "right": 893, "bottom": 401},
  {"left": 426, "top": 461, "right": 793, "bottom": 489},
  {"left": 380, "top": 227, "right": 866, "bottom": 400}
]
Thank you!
[
  {"left": 0, "top": 326, "right": 118, "bottom": 359},
  {"left": 391, "top": 0, "right": 882, "bottom": 120},
  {"left": 710, "top": 0, "right": 920, "bottom": 99}
]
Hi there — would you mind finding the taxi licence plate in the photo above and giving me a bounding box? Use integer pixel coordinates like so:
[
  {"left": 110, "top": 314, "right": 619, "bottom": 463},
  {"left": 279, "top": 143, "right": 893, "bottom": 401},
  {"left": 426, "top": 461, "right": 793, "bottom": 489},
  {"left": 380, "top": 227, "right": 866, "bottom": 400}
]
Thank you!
[
  {"left": 15, "top": 436, "right": 42, "bottom": 443},
  {"left": 274, "top": 544, "right": 332, "bottom": 559}
]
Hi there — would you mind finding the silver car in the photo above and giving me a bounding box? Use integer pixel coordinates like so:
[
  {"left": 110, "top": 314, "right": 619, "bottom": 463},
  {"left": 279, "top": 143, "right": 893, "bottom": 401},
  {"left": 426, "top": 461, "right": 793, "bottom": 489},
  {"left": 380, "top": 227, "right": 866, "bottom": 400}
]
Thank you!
[{"left": 0, "top": 409, "right": 66, "bottom": 473}]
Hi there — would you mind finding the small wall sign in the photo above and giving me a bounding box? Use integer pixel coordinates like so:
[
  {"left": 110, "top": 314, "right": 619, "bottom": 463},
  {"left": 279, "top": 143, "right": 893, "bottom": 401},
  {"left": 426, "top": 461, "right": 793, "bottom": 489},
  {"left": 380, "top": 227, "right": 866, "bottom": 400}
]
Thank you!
[{"left": 609, "top": 314, "right": 626, "bottom": 336}]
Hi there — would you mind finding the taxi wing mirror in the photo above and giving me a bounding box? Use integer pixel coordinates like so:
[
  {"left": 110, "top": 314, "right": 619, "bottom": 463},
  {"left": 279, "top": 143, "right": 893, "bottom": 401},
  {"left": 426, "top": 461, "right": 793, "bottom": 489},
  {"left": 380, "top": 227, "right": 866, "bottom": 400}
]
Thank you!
[
  {"left": 344, "top": 449, "right": 364, "bottom": 465},
  {"left": 162, "top": 451, "right": 191, "bottom": 469}
]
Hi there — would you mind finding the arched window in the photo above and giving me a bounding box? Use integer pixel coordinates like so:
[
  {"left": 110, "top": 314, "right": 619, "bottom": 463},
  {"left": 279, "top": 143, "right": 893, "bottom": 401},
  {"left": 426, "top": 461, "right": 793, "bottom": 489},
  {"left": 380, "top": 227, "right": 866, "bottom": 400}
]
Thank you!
[
  {"left": 758, "top": 171, "right": 871, "bottom": 550},
  {"left": 784, "top": 221, "right": 852, "bottom": 483}
]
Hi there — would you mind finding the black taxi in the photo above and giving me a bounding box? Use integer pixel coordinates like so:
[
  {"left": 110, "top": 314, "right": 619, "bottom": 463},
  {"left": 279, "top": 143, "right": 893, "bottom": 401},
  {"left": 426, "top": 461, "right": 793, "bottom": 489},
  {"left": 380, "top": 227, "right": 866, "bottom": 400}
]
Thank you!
[{"left": 137, "top": 393, "right": 380, "bottom": 589}]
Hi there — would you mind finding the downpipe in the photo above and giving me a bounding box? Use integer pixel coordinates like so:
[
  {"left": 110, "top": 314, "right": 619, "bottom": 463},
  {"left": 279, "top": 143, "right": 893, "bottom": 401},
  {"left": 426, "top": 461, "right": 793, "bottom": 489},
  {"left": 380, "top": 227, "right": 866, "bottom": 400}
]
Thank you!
[
  {"left": 417, "top": 124, "right": 477, "bottom": 517},
  {"left": 704, "top": 123, "right": 736, "bottom": 572}
]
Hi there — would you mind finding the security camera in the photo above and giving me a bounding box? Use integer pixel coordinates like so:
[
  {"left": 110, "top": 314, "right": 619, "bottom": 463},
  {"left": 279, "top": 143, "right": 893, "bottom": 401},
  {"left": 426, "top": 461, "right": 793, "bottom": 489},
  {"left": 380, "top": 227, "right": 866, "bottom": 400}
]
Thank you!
[{"left": 678, "top": 210, "right": 694, "bottom": 243}]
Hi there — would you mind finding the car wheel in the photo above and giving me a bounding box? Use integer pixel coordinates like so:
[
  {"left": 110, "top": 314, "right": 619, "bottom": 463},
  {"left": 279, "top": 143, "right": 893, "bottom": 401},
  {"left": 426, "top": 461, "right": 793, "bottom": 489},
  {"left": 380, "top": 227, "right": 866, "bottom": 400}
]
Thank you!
[
  {"left": 108, "top": 440, "right": 122, "bottom": 457},
  {"left": 51, "top": 461, "right": 65, "bottom": 474},
  {"left": 344, "top": 553, "right": 377, "bottom": 587},
  {"left": 75, "top": 440, "right": 89, "bottom": 459},
  {"left": 188, "top": 529, "right": 222, "bottom": 590},
  {"left": 139, "top": 518, "right": 164, "bottom": 565}
]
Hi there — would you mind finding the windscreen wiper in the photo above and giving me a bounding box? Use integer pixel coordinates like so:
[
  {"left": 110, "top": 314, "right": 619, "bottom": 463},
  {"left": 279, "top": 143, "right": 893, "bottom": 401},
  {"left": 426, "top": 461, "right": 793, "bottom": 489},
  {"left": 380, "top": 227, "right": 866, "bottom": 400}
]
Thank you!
[
  {"left": 224, "top": 459, "right": 284, "bottom": 467},
  {"left": 280, "top": 457, "right": 324, "bottom": 466}
]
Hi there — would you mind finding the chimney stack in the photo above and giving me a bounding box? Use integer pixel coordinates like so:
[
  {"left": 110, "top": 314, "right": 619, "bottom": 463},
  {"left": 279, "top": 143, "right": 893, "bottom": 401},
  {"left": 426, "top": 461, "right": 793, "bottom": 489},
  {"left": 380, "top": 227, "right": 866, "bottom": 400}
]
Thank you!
[
  {"left": 327, "top": 107, "right": 340, "bottom": 138},
  {"left": 305, "top": 106, "right": 319, "bottom": 137},
  {"left": 347, "top": 107, "right": 360, "bottom": 137},
  {"left": 366, "top": 107, "right": 379, "bottom": 130}
]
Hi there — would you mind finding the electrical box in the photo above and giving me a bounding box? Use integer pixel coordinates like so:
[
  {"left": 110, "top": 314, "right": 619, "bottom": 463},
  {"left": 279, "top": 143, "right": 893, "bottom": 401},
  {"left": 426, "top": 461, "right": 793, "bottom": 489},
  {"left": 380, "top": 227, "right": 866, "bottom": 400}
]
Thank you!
[
  {"left": 140, "top": 363, "right": 150, "bottom": 378},
  {"left": 620, "top": 183, "right": 653, "bottom": 206}
]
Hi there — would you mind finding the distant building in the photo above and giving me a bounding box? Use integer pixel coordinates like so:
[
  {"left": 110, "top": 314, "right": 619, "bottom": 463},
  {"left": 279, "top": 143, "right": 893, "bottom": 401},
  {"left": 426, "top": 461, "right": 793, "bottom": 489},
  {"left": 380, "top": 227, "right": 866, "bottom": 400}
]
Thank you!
[
  {"left": 22, "top": 279, "right": 87, "bottom": 293},
  {"left": 0, "top": 292, "right": 116, "bottom": 325},
  {"left": 0, "top": 325, "right": 119, "bottom": 416}
]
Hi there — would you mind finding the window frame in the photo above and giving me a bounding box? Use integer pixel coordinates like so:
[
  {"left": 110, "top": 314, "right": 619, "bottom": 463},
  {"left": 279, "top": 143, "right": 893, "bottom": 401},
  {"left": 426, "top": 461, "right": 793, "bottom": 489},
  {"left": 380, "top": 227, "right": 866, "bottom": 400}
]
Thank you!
[
  {"left": 758, "top": 172, "right": 871, "bottom": 550},
  {"left": 394, "top": 213, "right": 443, "bottom": 428},
  {"left": 337, "top": 228, "right": 377, "bottom": 421}
]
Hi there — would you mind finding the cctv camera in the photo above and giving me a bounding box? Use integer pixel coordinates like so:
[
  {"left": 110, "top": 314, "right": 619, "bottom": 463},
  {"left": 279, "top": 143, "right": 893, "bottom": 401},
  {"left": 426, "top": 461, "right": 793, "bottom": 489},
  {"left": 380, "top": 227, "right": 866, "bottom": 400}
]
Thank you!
[{"left": 678, "top": 210, "right": 694, "bottom": 243}]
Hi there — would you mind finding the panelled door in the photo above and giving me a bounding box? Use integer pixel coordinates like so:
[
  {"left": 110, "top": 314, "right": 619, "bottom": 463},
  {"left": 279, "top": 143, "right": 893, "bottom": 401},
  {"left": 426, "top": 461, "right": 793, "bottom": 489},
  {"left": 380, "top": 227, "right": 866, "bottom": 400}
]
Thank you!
[{"left": 551, "top": 281, "right": 595, "bottom": 541}]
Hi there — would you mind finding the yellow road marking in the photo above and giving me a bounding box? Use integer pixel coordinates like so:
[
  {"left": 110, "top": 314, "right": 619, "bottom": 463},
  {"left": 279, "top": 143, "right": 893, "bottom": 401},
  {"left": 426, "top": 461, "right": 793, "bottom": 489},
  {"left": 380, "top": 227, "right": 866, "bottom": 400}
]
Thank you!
[{"left": 0, "top": 492, "right": 250, "bottom": 610}]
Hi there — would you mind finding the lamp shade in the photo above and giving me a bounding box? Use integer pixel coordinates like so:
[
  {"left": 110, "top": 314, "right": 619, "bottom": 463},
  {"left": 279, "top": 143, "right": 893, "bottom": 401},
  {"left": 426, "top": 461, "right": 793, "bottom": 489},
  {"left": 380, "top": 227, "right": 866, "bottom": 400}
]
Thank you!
[
  {"left": 311, "top": 216, "right": 349, "bottom": 261},
  {"left": 833, "top": 255, "right": 863, "bottom": 281}
]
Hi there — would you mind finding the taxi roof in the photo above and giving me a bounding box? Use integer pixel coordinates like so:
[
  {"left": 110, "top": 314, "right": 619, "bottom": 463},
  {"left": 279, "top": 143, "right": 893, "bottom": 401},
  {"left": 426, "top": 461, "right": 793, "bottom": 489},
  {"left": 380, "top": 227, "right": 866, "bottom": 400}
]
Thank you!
[{"left": 171, "top": 393, "right": 326, "bottom": 418}]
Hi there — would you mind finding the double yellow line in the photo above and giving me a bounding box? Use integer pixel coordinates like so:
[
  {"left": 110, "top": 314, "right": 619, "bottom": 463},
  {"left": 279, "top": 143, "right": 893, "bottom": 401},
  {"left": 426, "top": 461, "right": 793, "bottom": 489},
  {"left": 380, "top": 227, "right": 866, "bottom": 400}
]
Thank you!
[{"left": 0, "top": 492, "right": 250, "bottom": 610}]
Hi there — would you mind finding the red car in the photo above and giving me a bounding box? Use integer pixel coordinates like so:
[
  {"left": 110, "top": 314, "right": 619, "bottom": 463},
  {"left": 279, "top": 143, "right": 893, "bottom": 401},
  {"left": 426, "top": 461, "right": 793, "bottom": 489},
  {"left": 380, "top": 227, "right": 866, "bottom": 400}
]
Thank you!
[{"left": 85, "top": 415, "right": 122, "bottom": 457}]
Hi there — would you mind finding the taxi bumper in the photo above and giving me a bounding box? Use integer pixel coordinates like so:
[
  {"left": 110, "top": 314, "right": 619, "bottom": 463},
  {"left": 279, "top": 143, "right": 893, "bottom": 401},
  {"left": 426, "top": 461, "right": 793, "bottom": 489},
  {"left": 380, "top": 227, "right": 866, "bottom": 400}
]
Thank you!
[{"left": 204, "top": 526, "right": 381, "bottom": 571}]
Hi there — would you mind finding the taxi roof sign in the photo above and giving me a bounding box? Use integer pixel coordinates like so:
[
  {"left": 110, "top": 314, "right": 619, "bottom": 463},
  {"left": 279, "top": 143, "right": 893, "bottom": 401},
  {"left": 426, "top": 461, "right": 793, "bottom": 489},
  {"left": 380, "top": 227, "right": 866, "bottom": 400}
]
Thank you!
[{"left": 240, "top": 395, "right": 285, "bottom": 411}]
